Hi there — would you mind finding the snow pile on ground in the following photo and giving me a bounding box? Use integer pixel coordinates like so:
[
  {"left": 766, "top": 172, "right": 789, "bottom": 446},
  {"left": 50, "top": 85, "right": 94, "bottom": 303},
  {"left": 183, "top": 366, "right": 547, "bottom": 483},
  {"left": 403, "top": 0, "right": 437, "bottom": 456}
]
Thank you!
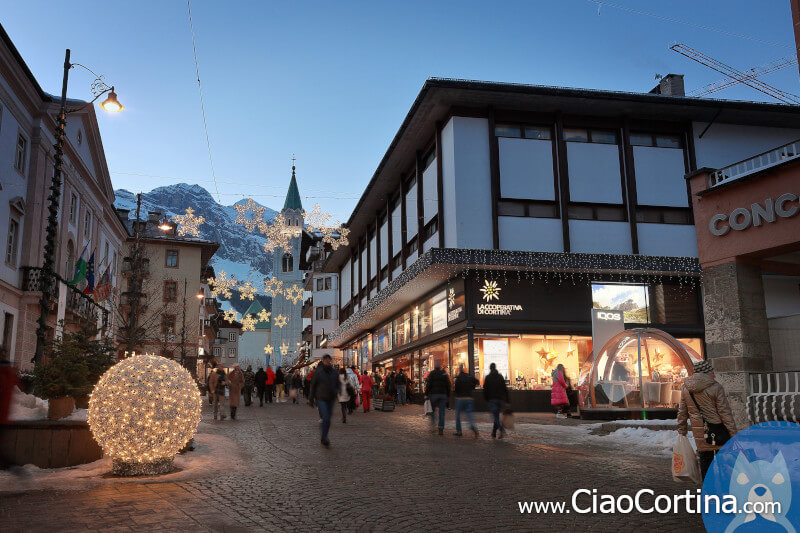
[
  {"left": 604, "top": 419, "right": 677, "bottom": 426},
  {"left": 600, "top": 426, "right": 695, "bottom": 454},
  {"left": 8, "top": 387, "right": 48, "bottom": 421},
  {"left": 0, "top": 433, "right": 245, "bottom": 494},
  {"left": 63, "top": 409, "right": 88, "bottom": 421}
]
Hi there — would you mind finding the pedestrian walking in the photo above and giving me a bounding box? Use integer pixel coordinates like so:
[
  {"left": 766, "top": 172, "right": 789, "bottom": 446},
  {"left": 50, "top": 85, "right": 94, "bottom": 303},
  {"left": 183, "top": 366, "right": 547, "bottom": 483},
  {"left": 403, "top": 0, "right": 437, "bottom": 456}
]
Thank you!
[
  {"left": 386, "top": 371, "right": 396, "bottom": 402},
  {"left": 483, "top": 363, "right": 508, "bottom": 439},
  {"left": 359, "top": 370, "right": 374, "bottom": 412},
  {"left": 425, "top": 360, "right": 451, "bottom": 435},
  {"left": 228, "top": 365, "right": 244, "bottom": 420},
  {"left": 677, "top": 360, "right": 738, "bottom": 479},
  {"left": 255, "top": 367, "right": 267, "bottom": 406},
  {"left": 550, "top": 364, "right": 570, "bottom": 419},
  {"left": 338, "top": 367, "right": 353, "bottom": 423},
  {"left": 275, "top": 368, "right": 286, "bottom": 402},
  {"left": 309, "top": 354, "right": 339, "bottom": 447},
  {"left": 396, "top": 369, "right": 408, "bottom": 406},
  {"left": 208, "top": 365, "right": 228, "bottom": 421},
  {"left": 292, "top": 371, "right": 303, "bottom": 403},
  {"left": 206, "top": 370, "right": 214, "bottom": 405},
  {"left": 304, "top": 372, "right": 312, "bottom": 405},
  {"left": 373, "top": 370, "right": 382, "bottom": 397},
  {"left": 453, "top": 364, "right": 478, "bottom": 437},
  {"left": 265, "top": 366, "right": 276, "bottom": 403},
  {"left": 243, "top": 365, "right": 255, "bottom": 407},
  {"left": 346, "top": 366, "right": 359, "bottom": 413}
]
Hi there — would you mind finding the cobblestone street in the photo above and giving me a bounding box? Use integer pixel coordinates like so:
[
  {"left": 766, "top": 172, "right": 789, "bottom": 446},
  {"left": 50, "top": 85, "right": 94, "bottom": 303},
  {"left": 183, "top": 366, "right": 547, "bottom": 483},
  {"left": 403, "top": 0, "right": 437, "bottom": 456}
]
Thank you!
[{"left": 1, "top": 401, "right": 705, "bottom": 532}]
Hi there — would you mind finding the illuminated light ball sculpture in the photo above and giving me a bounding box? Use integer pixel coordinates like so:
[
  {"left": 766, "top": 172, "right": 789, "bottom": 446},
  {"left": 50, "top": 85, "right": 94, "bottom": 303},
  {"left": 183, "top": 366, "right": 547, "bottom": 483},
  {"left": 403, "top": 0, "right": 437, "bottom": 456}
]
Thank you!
[{"left": 88, "top": 353, "right": 202, "bottom": 476}]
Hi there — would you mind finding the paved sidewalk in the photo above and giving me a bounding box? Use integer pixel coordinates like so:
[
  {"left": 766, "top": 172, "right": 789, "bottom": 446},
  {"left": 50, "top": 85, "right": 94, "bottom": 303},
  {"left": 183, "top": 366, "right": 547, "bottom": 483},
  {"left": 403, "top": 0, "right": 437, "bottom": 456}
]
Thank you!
[{"left": 0, "top": 401, "right": 704, "bottom": 532}]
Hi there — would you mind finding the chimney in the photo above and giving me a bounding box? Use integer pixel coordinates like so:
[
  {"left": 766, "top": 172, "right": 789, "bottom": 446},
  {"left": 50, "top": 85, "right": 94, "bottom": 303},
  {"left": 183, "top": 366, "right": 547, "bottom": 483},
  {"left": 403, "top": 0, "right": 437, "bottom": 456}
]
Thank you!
[{"left": 649, "top": 74, "right": 685, "bottom": 96}]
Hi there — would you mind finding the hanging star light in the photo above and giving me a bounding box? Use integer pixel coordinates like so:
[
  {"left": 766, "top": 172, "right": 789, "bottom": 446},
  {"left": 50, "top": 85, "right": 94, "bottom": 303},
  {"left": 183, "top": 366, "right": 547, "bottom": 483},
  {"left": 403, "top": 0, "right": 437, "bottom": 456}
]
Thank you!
[
  {"left": 223, "top": 309, "right": 239, "bottom": 323},
  {"left": 173, "top": 207, "right": 205, "bottom": 237},
  {"left": 283, "top": 283, "right": 304, "bottom": 304},
  {"left": 257, "top": 309, "right": 271, "bottom": 323},
  {"left": 303, "top": 203, "right": 332, "bottom": 233},
  {"left": 209, "top": 271, "right": 237, "bottom": 299},
  {"left": 238, "top": 281, "right": 257, "bottom": 301},
  {"left": 263, "top": 277, "right": 284, "bottom": 298},
  {"left": 264, "top": 345, "right": 273, "bottom": 355},
  {"left": 241, "top": 314, "right": 257, "bottom": 332},
  {"left": 259, "top": 213, "right": 300, "bottom": 253},
  {"left": 87, "top": 354, "right": 202, "bottom": 476},
  {"left": 273, "top": 314, "right": 288, "bottom": 328},
  {"left": 279, "top": 341, "right": 290, "bottom": 356},
  {"left": 234, "top": 198, "right": 266, "bottom": 232},
  {"left": 321, "top": 223, "right": 350, "bottom": 250}
]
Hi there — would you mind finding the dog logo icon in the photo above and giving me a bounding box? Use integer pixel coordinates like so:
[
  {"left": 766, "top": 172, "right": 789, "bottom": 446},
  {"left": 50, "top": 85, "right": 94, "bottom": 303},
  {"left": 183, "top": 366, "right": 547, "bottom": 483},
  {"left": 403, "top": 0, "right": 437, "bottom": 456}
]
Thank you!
[{"left": 725, "top": 451, "right": 794, "bottom": 533}]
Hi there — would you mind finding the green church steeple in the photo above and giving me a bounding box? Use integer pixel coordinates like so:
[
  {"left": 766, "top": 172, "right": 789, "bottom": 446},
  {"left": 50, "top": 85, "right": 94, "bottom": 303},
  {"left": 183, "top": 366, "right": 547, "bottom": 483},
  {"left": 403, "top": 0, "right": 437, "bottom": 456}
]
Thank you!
[{"left": 283, "top": 162, "right": 303, "bottom": 212}]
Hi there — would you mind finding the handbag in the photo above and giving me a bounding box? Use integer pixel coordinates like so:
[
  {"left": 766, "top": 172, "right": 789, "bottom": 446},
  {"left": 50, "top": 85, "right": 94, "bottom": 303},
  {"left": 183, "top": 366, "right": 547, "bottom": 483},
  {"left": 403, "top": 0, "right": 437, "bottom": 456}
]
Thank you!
[
  {"left": 424, "top": 399, "right": 432, "bottom": 415},
  {"left": 501, "top": 408, "right": 515, "bottom": 430},
  {"left": 688, "top": 391, "right": 730, "bottom": 446},
  {"left": 672, "top": 435, "right": 701, "bottom": 484}
]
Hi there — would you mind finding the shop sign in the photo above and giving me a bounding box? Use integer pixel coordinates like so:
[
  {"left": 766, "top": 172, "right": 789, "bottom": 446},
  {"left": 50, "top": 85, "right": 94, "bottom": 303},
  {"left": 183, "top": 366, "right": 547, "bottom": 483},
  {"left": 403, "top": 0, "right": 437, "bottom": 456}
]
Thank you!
[
  {"left": 709, "top": 193, "right": 799, "bottom": 236},
  {"left": 446, "top": 278, "right": 466, "bottom": 326},
  {"left": 591, "top": 308, "right": 625, "bottom": 356},
  {"left": 466, "top": 276, "right": 590, "bottom": 323},
  {"left": 475, "top": 280, "right": 525, "bottom": 316}
]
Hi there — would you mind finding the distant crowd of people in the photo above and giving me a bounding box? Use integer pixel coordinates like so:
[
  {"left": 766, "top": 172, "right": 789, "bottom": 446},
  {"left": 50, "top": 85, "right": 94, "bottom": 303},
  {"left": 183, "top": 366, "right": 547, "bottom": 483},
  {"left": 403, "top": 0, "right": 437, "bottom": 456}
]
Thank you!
[{"left": 205, "top": 363, "right": 306, "bottom": 420}]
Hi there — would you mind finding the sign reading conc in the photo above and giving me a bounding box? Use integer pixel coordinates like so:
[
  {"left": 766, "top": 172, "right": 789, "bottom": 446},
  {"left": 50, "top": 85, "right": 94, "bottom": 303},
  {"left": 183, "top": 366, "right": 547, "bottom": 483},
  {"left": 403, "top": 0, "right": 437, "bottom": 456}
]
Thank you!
[{"left": 709, "top": 193, "right": 799, "bottom": 236}]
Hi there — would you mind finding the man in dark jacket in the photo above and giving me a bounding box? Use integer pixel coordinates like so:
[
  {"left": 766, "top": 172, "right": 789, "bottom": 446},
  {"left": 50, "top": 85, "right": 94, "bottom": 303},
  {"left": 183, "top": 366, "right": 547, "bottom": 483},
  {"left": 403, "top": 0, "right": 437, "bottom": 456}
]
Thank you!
[
  {"left": 483, "top": 363, "right": 508, "bottom": 438},
  {"left": 425, "top": 360, "right": 451, "bottom": 435},
  {"left": 243, "top": 366, "right": 255, "bottom": 406},
  {"left": 453, "top": 365, "right": 479, "bottom": 438},
  {"left": 291, "top": 372, "right": 303, "bottom": 403},
  {"left": 395, "top": 369, "right": 408, "bottom": 406},
  {"left": 255, "top": 367, "right": 267, "bottom": 406},
  {"left": 309, "top": 354, "right": 339, "bottom": 447}
]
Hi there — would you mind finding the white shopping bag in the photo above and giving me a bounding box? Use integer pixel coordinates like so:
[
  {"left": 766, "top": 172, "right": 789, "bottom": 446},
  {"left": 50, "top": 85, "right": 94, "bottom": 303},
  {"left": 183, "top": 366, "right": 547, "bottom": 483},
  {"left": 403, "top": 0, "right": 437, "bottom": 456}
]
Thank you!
[
  {"left": 424, "top": 399, "right": 432, "bottom": 415},
  {"left": 672, "top": 435, "right": 701, "bottom": 484}
]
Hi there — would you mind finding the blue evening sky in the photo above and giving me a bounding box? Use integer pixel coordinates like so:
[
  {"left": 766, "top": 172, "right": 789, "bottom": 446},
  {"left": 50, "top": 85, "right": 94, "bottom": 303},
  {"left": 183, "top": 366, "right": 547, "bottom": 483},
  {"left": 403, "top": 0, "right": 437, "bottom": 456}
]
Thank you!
[{"left": 2, "top": 1, "right": 798, "bottom": 220}]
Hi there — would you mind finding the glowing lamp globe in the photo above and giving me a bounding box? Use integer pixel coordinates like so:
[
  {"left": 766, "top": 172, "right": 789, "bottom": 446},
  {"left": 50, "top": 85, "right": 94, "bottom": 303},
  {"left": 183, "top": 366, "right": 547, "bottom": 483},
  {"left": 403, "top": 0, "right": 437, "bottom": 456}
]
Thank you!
[{"left": 88, "top": 353, "right": 202, "bottom": 476}]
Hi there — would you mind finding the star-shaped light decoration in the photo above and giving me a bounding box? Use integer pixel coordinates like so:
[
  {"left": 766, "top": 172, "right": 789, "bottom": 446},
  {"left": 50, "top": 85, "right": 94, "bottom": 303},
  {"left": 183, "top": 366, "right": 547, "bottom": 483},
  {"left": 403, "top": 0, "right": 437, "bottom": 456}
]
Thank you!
[
  {"left": 542, "top": 354, "right": 558, "bottom": 370},
  {"left": 279, "top": 342, "right": 290, "bottom": 356},
  {"left": 448, "top": 288, "right": 455, "bottom": 309},
  {"left": 256, "top": 309, "right": 271, "bottom": 323},
  {"left": 223, "top": 309, "right": 238, "bottom": 322},
  {"left": 480, "top": 280, "right": 501, "bottom": 302},
  {"left": 259, "top": 213, "right": 300, "bottom": 253},
  {"left": 321, "top": 223, "right": 350, "bottom": 251},
  {"left": 173, "top": 207, "right": 205, "bottom": 237},
  {"left": 536, "top": 347, "right": 550, "bottom": 359},
  {"left": 209, "top": 271, "right": 237, "bottom": 299},
  {"left": 263, "top": 277, "right": 284, "bottom": 298},
  {"left": 283, "top": 283, "right": 304, "bottom": 304},
  {"left": 273, "top": 314, "right": 288, "bottom": 328},
  {"left": 303, "top": 203, "right": 332, "bottom": 233},
  {"left": 234, "top": 198, "right": 266, "bottom": 232},
  {"left": 238, "top": 282, "right": 257, "bottom": 301},
  {"left": 264, "top": 345, "right": 273, "bottom": 355},
  {"left": 241, "top": 314, "right": 257, "bottom": 332}
]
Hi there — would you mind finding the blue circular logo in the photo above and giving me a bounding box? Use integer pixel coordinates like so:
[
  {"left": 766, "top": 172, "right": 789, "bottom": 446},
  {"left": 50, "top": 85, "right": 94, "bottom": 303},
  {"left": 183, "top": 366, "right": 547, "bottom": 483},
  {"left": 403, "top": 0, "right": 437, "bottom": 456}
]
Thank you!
[{"left": 702, "top": 421, "right": 800, "bottom": 532}]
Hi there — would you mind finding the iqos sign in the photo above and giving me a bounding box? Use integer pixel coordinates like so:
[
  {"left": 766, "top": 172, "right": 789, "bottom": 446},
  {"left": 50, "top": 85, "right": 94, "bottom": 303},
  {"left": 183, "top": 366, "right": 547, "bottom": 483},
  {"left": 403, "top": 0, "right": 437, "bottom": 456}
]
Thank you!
[
  {"left": 596, "top": 312, "right": 622, "bottom": 321},
  {"left": 709, "top": 193, "right": 799, "bottom": 237}
]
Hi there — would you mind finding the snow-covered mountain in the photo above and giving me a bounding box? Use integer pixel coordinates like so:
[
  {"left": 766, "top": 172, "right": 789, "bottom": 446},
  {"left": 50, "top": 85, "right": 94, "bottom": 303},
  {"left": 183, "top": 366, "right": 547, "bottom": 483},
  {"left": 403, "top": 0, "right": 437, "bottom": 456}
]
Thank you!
[{"left": 114, "top": 183, "right": 278, "bottom": 289}]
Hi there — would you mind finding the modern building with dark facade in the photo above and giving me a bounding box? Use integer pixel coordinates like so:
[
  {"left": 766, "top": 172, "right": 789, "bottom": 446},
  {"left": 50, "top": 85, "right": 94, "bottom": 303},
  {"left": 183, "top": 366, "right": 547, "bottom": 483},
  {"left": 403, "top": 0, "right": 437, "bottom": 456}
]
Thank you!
[{"left": 324, "top": 77, "right": 800, "bottom": 414}]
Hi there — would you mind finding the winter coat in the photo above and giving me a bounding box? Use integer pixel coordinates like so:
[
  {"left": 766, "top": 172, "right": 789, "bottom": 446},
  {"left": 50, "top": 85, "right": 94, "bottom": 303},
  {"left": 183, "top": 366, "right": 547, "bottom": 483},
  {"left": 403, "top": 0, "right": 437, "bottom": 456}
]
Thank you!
[
  {"left": 395, "top": 372, "right": 407, "bottom": 386},
  {"left": 359, "top": 374, "right": 374, "bottom": 396},
  {"left": 338, "top": 374, "right": 351, "bottom": 403},
  {"left": 425, "top": 369, "right": 451, "bottom": 396},
  {"left": 346, "top": 371, "right": 360, "bottom": 394},
  {"left": 275, "top": 369, "right": 285, "bottom": 385},
  {"left": 550, "top": 370, "right": 569, "bottom": 406},
  {"left": 677, "top": 372, "right": 738, "bottom": 452},
  {"left": 310, "top": 365, "right": 339, "bottom": 402},
  {"left": 292, "top": 374, "right": 302, "bottom": 388},
  {"left": 255, "top": 369, "right": 267, "bottom": 388},
  {"left": 483, "top": 369, "right": 508, "bottom": 402},
  {"left": 228, "top": 369, "right": 244, "bottom": 407},
  {"left": 265, "top": 367, "right": 275, "bottom": 385},
  {"left": 244, "top": 370, "right": 255, "bottom": 388},
  {"left": 454, "top": 372, "right": 478, "bottom": 398},
  {"left": 208, "top": 370, "right": 227, "bottom": 396}
]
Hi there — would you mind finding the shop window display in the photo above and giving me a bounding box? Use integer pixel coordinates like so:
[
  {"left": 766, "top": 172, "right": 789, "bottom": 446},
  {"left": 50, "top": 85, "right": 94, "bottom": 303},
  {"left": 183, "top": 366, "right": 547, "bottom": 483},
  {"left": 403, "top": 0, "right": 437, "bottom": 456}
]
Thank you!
[
  {"left": 581, "top": 328, "right": 703, "bottom": 409},
  {"left": 450, "top": 336, "right": 469, "bottom": 378},
  {"left": 475, "top": 335, "right": 592, "bottom": 389}
]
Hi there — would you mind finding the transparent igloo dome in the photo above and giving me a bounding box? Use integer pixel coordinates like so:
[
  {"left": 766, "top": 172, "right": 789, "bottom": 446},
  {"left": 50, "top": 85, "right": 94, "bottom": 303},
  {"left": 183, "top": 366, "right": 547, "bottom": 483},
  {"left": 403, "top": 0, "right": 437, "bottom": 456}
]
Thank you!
[{"left": 579, "top": 328, "right": 702, "bottom": 409}]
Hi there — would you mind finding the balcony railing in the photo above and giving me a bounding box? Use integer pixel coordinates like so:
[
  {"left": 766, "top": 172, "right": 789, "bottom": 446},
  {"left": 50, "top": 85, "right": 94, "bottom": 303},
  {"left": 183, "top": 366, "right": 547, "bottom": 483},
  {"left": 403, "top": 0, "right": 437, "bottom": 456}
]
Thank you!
[
  {"left": 21, "top": 266, "right": 106, "bottom": 324},
  {"left": 709, "top": 139, "right": 800, "bottom": 188},
  {"left": 748, "top": 371, "right": 800, "bottom": 424}
]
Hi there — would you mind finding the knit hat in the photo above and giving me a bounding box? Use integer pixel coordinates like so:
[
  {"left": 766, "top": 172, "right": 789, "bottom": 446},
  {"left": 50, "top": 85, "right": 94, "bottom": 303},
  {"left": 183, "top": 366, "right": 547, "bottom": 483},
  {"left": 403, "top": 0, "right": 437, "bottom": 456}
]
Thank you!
[{"left": 693, "top": 360, "right": 714, "bottom": 374}]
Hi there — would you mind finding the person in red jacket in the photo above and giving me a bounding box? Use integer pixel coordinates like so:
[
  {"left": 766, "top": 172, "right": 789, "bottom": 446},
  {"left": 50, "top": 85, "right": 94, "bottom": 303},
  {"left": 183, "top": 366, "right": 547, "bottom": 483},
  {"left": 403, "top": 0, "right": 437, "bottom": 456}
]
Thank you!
[
  {"left": 265, "top": 366, "right": 276, "bottom": 403},
  {"left": 550, "top": 364, "right": 570, "bottom": 418},
  {"left": 359, "top": 371, "right": 374, "bottom": 412},
  {"left": 1, "top": 350, "right": 20, "bottom": 468}
]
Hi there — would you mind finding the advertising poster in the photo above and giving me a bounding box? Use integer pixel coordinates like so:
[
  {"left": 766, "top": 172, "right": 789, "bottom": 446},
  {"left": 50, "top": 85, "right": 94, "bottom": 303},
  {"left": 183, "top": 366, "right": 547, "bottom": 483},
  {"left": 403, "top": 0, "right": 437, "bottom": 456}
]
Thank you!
[{"left": 482, "top": 339, "right": 509, "bottom": 379}]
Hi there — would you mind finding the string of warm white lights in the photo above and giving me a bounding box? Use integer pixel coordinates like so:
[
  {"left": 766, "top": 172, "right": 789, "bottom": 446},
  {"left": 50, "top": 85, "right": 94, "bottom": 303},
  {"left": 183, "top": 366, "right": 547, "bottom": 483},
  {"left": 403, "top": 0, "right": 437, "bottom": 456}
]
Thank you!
[{"left": 88, "top": 354, "right": 202, "bottom": 476}]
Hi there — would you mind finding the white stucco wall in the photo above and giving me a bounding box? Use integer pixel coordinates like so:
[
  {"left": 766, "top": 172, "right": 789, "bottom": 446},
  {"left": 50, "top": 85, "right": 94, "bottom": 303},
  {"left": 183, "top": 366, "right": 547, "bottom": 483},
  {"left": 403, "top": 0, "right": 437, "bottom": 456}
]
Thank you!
[
  {"left": 423, "top": 159, "right": 437, "bottom": 224},
  {"left": 693, "top": 123, "right": 800, "bottom": 169}
]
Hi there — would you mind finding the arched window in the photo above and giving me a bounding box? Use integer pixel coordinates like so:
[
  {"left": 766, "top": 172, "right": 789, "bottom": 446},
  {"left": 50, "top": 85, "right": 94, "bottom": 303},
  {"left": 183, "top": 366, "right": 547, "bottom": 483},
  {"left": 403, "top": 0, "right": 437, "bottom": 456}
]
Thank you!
[
  {"left": 282, "top": 253, "right": 293, "bottom": 273},
  {"left": 65, "top": 240, "right": 75, "bottom": 279}
]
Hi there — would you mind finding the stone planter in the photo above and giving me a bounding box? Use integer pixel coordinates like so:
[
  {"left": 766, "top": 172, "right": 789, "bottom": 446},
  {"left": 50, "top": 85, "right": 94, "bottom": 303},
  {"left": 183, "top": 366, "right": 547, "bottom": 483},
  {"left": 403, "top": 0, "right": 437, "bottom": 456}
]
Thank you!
[
  {"left": 0, "top": 420, "right": 103, "bottom": 468},
  {"left": 47, "top": 396, "right": 75, "bottom": 420}
]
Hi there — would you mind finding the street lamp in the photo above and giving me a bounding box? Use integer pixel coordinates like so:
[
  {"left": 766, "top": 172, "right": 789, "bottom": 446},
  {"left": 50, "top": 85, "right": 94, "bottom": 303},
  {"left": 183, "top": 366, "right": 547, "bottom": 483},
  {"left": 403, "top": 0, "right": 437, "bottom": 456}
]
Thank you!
[{"left": 35, "top": 49, "right": 123, "bottom": 363}]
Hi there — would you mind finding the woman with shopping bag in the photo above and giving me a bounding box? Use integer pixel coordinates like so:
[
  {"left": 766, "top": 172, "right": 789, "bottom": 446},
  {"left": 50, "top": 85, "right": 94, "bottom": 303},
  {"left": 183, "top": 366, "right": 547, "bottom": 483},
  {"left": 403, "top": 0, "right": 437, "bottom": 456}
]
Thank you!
[{"left": 676, "top": 360, "right": 738, "bottom": 480}]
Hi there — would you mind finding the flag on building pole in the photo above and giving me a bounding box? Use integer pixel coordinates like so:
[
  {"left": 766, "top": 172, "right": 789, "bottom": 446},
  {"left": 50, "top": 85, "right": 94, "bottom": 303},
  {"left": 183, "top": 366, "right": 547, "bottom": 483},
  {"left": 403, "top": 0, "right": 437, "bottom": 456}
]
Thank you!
[
  {"left": 68, "top": 243, "right": 89, "bottom": 286},
  {"left": 83, "top": 252, "right": 96, "bottom": 296},
  {"left": 93, "top": 265, "right": 112, "bottom": 302}
]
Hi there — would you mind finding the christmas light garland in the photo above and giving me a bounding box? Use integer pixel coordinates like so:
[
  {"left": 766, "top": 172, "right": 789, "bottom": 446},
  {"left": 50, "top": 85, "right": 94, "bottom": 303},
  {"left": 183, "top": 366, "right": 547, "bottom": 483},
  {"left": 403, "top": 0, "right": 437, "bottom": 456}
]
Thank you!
[{"left": 87, "top": 354, "right": 202, "bottom": 476}]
